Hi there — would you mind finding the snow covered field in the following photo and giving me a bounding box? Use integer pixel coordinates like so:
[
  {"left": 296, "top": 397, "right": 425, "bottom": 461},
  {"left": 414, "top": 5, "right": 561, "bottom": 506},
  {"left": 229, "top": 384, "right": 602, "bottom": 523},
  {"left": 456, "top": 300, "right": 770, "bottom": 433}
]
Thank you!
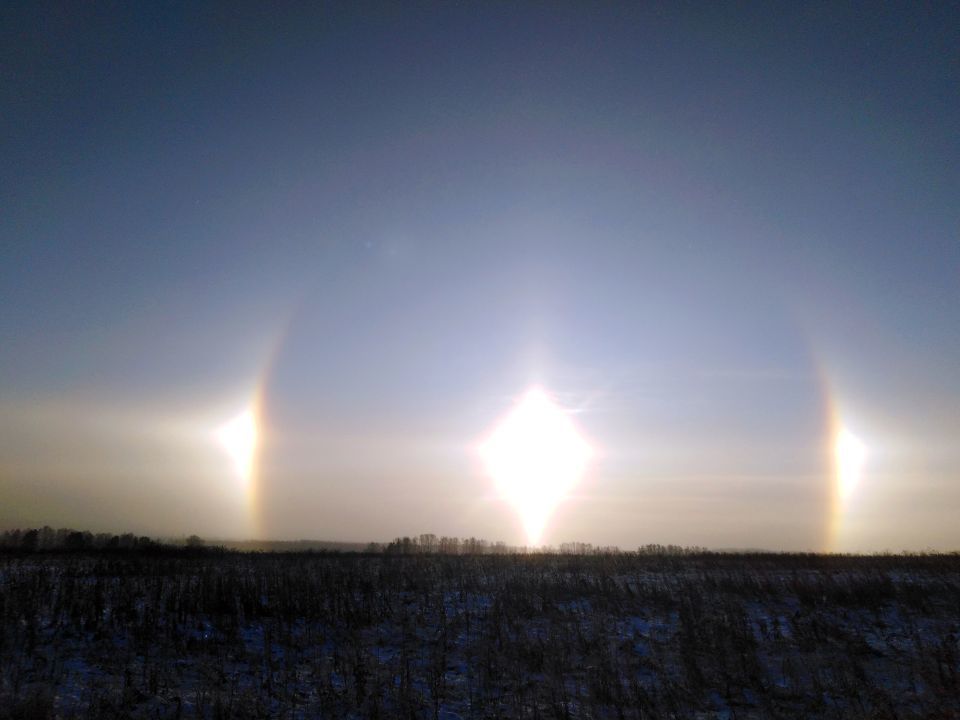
[{"left": 1, "top": 551, "right": 958, "bottom": 718}]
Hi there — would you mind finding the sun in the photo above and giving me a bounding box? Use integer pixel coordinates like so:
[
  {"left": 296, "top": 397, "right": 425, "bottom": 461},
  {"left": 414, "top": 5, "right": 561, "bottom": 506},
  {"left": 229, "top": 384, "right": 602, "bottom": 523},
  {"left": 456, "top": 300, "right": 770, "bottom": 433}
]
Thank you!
[
  {"left": 835, "top": 426, "right": 866, "bottom": 504},
  {"left": 217, "top": 410, "right": 258, "bottom": 486},
  {"left": 479, "top": 387, "right": 592, "bottom": 546}
]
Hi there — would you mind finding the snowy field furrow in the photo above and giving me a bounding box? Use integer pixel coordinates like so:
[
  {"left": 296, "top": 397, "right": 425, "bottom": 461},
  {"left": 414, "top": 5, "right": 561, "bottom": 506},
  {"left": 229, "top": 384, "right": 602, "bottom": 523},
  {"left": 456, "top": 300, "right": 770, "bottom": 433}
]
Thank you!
[{"left": 1, "top": 552, "right": 958, "bottom": 718}]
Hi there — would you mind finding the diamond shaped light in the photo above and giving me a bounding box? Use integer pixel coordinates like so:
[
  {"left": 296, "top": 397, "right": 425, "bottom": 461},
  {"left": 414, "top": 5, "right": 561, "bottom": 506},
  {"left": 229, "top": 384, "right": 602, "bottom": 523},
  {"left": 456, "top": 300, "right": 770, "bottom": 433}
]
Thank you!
[{"left": 479, "top": 387, "right": 592, "bottom": 546}]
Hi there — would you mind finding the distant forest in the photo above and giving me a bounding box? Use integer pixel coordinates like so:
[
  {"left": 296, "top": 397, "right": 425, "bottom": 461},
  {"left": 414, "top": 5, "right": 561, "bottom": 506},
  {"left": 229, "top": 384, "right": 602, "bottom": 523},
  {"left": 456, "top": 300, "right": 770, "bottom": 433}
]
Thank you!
[
  {"left": 3, "top": 527, "right": 957, "bottom": 560},
  {"left": 0, "top": 527, "right": 719, "bottom": 556}
]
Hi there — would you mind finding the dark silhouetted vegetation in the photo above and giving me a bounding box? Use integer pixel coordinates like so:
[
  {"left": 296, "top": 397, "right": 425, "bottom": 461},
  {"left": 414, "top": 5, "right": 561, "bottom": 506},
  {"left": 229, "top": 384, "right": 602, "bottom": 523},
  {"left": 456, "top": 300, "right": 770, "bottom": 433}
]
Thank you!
[{"left": 1, "top": 531, "right": 959, "bottom": 718}]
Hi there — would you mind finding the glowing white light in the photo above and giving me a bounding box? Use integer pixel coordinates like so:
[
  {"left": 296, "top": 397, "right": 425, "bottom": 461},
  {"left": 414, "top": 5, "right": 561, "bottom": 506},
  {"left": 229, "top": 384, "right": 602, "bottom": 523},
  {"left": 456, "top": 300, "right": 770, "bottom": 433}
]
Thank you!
[
  {"left": 835, "top": 427, "right": 866, "bottom": 503},
  {"left": 479, "top": 387, "right": 592, "bottom": 545},
  {"left": 217, "top": 410, "right": 258, "bottom": 484}
]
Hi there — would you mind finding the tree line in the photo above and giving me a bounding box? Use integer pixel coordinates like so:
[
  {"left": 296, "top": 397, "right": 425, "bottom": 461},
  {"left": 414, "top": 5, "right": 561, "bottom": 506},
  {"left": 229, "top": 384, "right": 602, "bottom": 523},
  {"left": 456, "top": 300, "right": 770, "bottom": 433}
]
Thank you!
[{"left": 1, "top": 527, "right": 711, "bottom": 557}]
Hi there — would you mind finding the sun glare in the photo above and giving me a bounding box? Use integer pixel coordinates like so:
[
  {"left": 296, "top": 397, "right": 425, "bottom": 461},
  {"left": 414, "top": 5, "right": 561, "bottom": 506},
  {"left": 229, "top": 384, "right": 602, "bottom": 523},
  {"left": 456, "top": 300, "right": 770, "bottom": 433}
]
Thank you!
[
  {"left": 479, "top": 387, "right": 592, "bottom": 546},
  {"left": 835, "top": 427, "right": 866, "bottom": 504},
  {"left": 217, "top": 410, "right": 258, "bottom": 485}
]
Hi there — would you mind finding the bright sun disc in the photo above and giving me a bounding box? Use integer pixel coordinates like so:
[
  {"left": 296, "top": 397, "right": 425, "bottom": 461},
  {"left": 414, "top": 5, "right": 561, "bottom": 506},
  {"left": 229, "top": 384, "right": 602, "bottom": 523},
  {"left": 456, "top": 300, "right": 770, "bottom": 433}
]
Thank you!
[
  {"left": 479, "top": 387, "right": 592, "bottom": 546},
  {"left": 835, "top": 427, "right": 866, "bottom": 503},
  {"left": 217, "top": 410, "right": 258, "bottom": 485}
]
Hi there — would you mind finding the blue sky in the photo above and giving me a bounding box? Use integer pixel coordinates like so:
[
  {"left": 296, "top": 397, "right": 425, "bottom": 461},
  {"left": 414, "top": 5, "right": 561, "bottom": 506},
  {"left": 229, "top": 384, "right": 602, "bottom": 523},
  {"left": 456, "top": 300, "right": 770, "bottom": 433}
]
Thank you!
[{"left": 1, "top": 2, "right": 958, "bottom": 549}]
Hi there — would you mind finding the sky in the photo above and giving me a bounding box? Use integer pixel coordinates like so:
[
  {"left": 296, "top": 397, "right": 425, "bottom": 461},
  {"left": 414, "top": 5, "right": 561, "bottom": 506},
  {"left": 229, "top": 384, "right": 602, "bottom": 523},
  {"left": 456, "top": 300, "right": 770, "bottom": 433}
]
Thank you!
[{"left": 1, "top": 2, "right": 958, "bottom": 551}]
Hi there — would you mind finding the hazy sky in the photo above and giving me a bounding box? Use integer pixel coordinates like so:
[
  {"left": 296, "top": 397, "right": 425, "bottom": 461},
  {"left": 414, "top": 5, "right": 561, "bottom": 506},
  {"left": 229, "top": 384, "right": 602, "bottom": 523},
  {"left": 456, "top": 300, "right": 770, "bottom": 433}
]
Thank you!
[{"left": 2, "top": 2, "right": 958, "bottom": 551}]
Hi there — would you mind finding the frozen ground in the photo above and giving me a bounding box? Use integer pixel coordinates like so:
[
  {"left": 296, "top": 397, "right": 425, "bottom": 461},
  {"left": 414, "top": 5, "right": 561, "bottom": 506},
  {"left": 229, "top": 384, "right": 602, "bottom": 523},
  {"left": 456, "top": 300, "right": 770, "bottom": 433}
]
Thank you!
[{"left": 1, "top": 551, "right": 958, "bottom": 718}]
